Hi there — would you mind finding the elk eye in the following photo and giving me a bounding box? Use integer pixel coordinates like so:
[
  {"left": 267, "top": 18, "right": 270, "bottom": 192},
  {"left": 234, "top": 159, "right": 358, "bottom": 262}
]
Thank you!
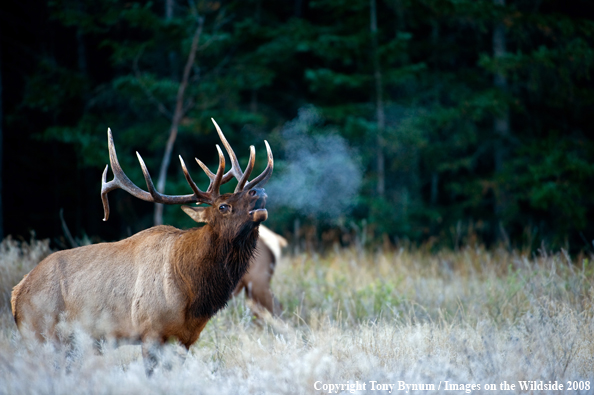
[{"left": 219, "top": 204, "right": 231, "bottom": 213}]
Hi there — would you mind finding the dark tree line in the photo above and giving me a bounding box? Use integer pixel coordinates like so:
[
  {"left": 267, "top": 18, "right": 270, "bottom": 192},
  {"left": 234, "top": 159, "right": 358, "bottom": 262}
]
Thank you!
[{"left": 1, "top": 0, "right": 593, "bottom": 251}]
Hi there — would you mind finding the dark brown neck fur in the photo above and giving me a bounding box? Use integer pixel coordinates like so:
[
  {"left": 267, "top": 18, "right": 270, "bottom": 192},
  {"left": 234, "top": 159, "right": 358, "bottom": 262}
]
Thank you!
[{"left": 172, "top": 223, "right": 259, "bottom": 318}]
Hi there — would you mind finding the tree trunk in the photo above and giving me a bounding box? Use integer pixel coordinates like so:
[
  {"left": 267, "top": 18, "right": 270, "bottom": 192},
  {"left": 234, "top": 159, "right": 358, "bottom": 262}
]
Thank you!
[
  {"left": 493, "top": 0, "right": 510, "bottom": 244},
  {"left": 370, "top": 0, "right": 385, "bottom": 197},
  {"left": 153, "top": 0, "right": 176, "bottom": 226},
  {"left": 493, "top": 0, "right": 509, "bottom": 172},
  {"left": 153, "top": 20, "right": 204, "bottom": 225},
  {"left": 493, "top": 0, "right": 509, "bottom": 218}
]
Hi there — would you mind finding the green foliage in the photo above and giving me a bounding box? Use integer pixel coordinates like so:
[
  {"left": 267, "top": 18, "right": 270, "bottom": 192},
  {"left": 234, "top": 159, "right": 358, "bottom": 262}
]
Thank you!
[
  {"left": 504, "top": 134, "right": 594, "bottom": 238},
  {"left": 15, "top": 0, "right": 594, "bottom": 248}
]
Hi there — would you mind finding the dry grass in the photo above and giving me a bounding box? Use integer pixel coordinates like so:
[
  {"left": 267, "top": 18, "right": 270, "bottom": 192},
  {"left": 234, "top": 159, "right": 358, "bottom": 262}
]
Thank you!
[
  {"left": 1, "top": 238, "right": 593, "bottom": 394},
  {"left": 0, "top": 237, "right": 51, "bottom": 340}
]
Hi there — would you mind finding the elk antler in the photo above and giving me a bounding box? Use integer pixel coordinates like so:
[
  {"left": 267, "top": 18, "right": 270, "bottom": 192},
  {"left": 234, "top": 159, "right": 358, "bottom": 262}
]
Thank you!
[
  {"left": 211, "top": 118, "right": 274, "bottom": 192},
  {"left": 101, "top": 128, "right": 225, "bottom": 221},
  {"left": 101, "top": 120, "right": 273, "bottom": 221}
]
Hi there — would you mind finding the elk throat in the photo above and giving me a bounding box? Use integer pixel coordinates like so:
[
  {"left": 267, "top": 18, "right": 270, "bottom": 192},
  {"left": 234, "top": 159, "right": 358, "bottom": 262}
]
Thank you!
[{"left": 174, "top": 226, "right": 260, "bottom": 318}]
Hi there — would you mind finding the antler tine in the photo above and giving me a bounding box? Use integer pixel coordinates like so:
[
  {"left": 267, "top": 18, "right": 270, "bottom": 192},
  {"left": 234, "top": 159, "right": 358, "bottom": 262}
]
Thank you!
[
  {"left": 211, "top": 118, "right": 273, "bottom": 192},
  {"left": 195, "top": 158, "right": 215, "bottom": 191},
  {"left": 135, "top": 152, "right": 159, "bottom": 198},
  {"left": 195, "top": 158, "right": 215, "bottom": 178},
  {"left": 101, "top": 128, "right": 154, "bottom": 221},
  {"left": 211, "top": 118, "right": 244, "bottom": 183},
  {"left": 101, "top": 128, "right": 212, "bottom": 221},
  {"left": 101, "top": 126, "right": 273, "bottom": 221},
  {"left": 135, "top": 152, "right": 204, "bottom": 204},
  {"left": 101, "top": 165, "right": 113, "bottom": 221},
  {"left": 211, "top": 145, "right": 226, "bottom": 196},
  {"left": 179, "top": 156, "right": 211, "bottom": 202},
  {"left": 234, "top": 146, "right": 255, "bottom": 193},
  {"left": 244, "top": 140, "right": 274, "bottom": 190},
  {"left": 193, "top": 145, "right": 226, "bottom": 196}
]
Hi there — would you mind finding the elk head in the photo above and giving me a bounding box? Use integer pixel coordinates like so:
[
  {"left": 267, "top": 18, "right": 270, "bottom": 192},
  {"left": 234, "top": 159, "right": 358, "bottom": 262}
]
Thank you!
[{"left": 100, "top": 118, "right": 273, "bottom": 239}]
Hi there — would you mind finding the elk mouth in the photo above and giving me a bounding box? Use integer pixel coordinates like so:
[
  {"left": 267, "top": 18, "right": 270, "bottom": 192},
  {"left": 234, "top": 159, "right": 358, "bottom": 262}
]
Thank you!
[{"left": 249, "top": 189, "right": 268, "bottom": 223}]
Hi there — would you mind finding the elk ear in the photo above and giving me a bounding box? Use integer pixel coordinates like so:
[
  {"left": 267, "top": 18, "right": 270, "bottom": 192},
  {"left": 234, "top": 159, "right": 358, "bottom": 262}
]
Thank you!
[{"left": 181, "top": 205, "right": 209, "bottom": 223}]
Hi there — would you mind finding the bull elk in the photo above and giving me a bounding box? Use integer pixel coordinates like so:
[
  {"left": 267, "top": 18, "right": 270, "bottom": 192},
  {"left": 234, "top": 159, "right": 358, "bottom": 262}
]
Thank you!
[{"left": 11, "top": 119, "right": 273, "bottom": 372}]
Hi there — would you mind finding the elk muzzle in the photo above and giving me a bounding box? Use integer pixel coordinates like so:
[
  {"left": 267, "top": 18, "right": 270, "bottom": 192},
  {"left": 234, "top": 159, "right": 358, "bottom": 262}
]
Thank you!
[{"left": 249, "top": 188, "right": 268, "bottom": 222}]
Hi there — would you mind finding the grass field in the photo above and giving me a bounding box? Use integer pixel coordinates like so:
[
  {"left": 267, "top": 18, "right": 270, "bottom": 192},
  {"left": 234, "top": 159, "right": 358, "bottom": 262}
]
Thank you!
[{"left": 1, "top": 236, "right": 593, "bottom": 394}]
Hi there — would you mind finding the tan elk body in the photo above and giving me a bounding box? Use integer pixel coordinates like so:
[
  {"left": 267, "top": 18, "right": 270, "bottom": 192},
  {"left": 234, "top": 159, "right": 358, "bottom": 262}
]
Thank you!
[
  {"left": 11, "top": 119, "right": 273, "bottom": 370},
  {"left": 12, "top": 226, "right": 217, "bottom": 346}
]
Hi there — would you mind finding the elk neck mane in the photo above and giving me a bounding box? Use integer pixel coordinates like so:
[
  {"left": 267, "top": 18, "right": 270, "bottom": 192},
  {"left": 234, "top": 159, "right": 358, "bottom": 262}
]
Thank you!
[{"left": 171, "top": 223, "right": 260, "bottom": 318}]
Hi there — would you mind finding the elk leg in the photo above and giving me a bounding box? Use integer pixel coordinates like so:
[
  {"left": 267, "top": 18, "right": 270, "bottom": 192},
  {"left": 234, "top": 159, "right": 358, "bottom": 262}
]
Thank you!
[
  {"left": 174, "top": 344, "right": 188, "bottom": 368},
  {"left": 160, "top": 340, "right": 189, "bottom": 371},
  {"left": 246, "top": 280, "right": 282, "bottom": 316},
  {"left": 242, "top": 239, "right": 283, "bottom": 316},
  {"left": 141, "top": 339, "right": 162, "bottom": 376},
  {"left": 64, "top": 333, "right": 79, "bottom": 373},
  {"left": 272, "top": 295, "right": 283, "bottom": 317},
  {"left": 93, "top": 336, "right": 107, "bottom": 355}
]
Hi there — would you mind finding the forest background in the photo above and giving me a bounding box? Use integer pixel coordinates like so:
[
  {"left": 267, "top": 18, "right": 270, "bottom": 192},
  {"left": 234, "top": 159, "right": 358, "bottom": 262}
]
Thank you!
[{"left": 1, "top": 0, "right": 593, "bottom": 252}]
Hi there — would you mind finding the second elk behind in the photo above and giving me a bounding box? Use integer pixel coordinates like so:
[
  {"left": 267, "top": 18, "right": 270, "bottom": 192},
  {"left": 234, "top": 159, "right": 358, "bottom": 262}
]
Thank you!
[{"left": 233, "top": 225, "right": 287, "bottom": 317}]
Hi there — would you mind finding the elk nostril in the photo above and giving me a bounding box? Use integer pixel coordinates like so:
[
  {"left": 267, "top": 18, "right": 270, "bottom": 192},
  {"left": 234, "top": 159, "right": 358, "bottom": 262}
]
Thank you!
[{"left": 249, "top": 190, "right": 257, "bottom": 197}]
